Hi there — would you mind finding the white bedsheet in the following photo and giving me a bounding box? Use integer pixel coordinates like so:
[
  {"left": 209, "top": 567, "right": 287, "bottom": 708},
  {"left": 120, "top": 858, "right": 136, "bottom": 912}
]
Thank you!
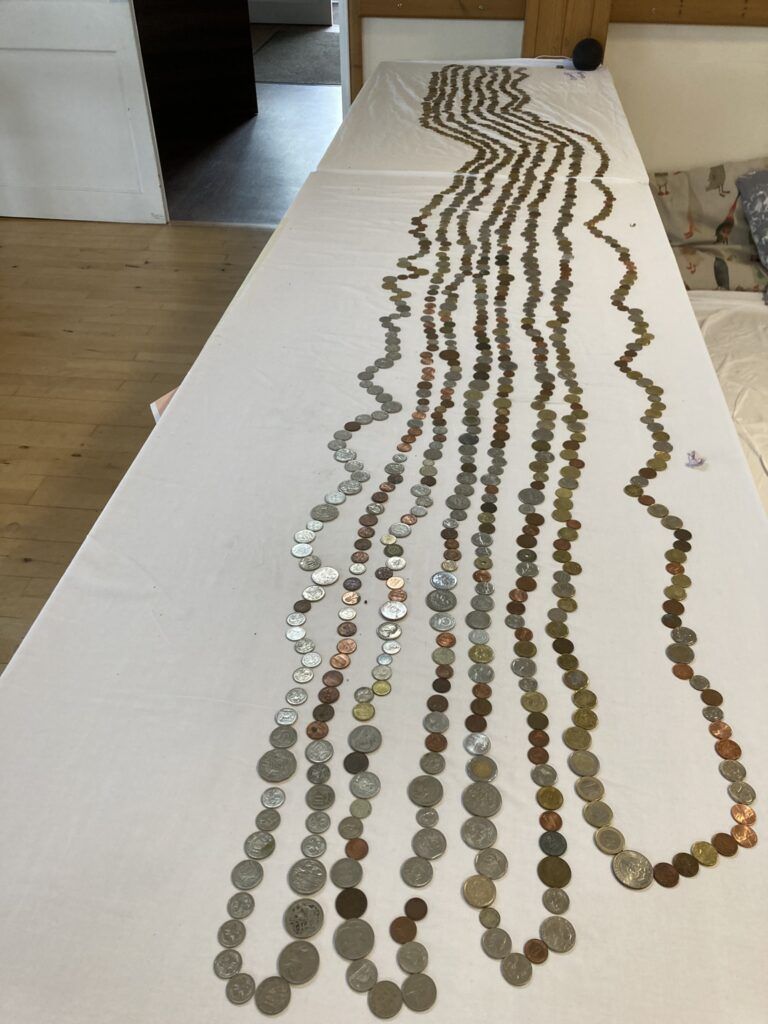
[{"left": 0, "top": 63, "right": 766, "bottom": 1024}]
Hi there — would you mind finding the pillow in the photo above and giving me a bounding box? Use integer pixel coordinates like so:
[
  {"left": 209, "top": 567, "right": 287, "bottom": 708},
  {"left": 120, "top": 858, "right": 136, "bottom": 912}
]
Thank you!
[
  {"left": 737, "top": 169, "right": 768, "bottom": 272},
  {"left": 673, "top": 244, "right": 768, "bottom": 293}
]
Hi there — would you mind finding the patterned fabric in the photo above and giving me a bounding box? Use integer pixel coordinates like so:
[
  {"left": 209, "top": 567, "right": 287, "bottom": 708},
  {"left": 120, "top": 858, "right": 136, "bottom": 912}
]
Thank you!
[
  {"left": 652, "top": 157, "right": 768, "bottom": 292},
  {"left": 737, "top": 169, "right": 768, "bottom": 270}
]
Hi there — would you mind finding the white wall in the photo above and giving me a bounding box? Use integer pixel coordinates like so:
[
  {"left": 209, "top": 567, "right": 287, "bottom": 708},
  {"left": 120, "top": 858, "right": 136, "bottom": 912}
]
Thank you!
[{"left": 606, "top": 24, "right": 768, "bottom": 172}]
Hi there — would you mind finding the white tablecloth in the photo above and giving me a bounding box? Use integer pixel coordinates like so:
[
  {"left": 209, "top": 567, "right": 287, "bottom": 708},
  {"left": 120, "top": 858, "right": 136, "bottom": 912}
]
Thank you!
[{"left": 0, "top": 62, "right": 766, "bottom": 1024}]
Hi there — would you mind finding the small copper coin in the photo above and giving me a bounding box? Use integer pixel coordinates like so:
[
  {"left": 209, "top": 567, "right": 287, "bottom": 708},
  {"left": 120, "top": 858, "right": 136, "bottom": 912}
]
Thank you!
[
  {"left": 539, "top": 811, "right": 562, "bottom": 831},
  {"left": 405, "top": 898, "right": 427, "bottom": 921},
  {"left": 652, "top": 862, "right": 679, "bottom": 888},
  {"left": 672, "top": 852, "right": 699, "bottom": 877},
  {"left": 346, "top": 838, "right": 369, "bottom": 860},
  {"left": 390, "top": 916, "right": 417, "bottom": 944},
  {"left": 731, "top": 824, "right": 758, "bottom": 848},
  {"left": 715, "top": 739, "right": 742, "bottom": 760},
  {"left": 523, "top": 939, "right": 548, "bottom": 964},
  {"left": 711, "top": 832, "right": 738, "bottom": 857},
  {"left": 731, "top": 803, "right": 756, "bottom": 826}
]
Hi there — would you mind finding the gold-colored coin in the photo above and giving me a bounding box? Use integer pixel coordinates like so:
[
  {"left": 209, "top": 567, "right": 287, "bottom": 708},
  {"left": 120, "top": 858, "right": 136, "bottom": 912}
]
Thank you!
[
  {"left": 691, "top": 840, "right": 718, "bottom": 867},
  {"left": 521, "top": 692, "right": 547, "bottom": 713},
  {"left": 572, "top": 708, "right": 597, "bottom": 730},
  {"left": 563, "top": 726, "right": 591, "bottom": 751},
  {"left": 463, "top": 874, "right": 496, "bottom": 908},
  {"left": 353, "top": 703, "right": 375, "bottom": 721},
  {"left": 386, "top": 577, "right": 405, "bottom": 590},
  {"left": 372, "top": 680, "right": 391, "bottom": 697},
  {"left": 537, "top": 786, "right": 563, "bottom": 811}
]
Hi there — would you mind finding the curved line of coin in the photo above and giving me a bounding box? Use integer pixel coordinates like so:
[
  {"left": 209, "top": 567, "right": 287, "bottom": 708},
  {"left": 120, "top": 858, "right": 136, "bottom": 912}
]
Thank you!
[{"left": 212, "top": 64, "right": 533, "bottom": 1014}]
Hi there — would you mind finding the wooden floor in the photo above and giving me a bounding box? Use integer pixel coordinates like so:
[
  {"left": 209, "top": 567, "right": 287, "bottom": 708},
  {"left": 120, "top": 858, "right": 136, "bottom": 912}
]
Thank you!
[{"left": 0, "top": 218, "right": 271, "bottom": 672}]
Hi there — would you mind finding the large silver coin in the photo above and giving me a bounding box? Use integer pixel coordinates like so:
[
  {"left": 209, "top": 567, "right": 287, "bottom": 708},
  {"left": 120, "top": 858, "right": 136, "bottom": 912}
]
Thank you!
[
  {"left": 350, "top": 772, "right": 380, "bottom": 799},
  {"left": 225, "top": 973, "right": 256, "bottom": 1005},
  {"left": 402, "top": 973, "right": 437, "bottom": 1012},
  {"left": 719, "top": 759, "right": 746, "bottom": 782},
  {"left": 412, "top": 828, "right": 446, "bottom": 860},
  {"left": 213, "top": 949, "right": 242, "bottom": 979},
  {"left": 380, "top": 601, "right": 407, "bottom": 621},
  {"left": 218, "top": 919, "right": 246, "bottom": 948},
  {"left": 540, "top": 915, "right": 576, "bottom": 952},
  {"left": 397, "top": 941, "right": 429, "bottom": 974},
  {"left": 312, "top": 566, "right": 340, "bottom": 586},
  {"left": 255, "top": 976, "right": 291, "bottom": 1015},
  {"left": 244, "top": 832, "right": 275, "bottom": 860},
  {"left": 227, "top": 892, "right": 255, "bottom": 919},
  {"left": 334, "top": 919, "right": 375, "bottom": 960},
  {"left": 330, "top": 858, "right": 363, "bottom": 889},
  {"left": 482, "top": 928, "right": 512, "bottom": 959},
  {"left": 475, "top": 848, "right": 508, "bottom": 879},
  {"left": 270, "top": 725, "right": 297, "bottom": 749},
  {"left": 278, "top": 941, "right": 320, "bottom": 985},
  {"left": 431, "top": 571, "right": 458, "bottom": 590},
  {"left": 287, "top": 858, "right": 327, "bottom": 895},
  {"left": 462, "top": 782, "right": 501, "bottom": 817},
  {"left": 612, "top": 849, "right": 653, "bottom": 890},
  {"left": 461, "top": 817, "right": 497, "bottom": 850},
  {"left": 284, "top": 898, "right": 324, "bottom": 938},
  {"left": 311, "top": 504, "right": 339, "bottom": 522},
  {"left": 349, "top": 725, "right": 382, "bottom": 753},
  {"left": 258, "top": 749, "right": 296, "bottom": 783},
  {"left": 501, "top": 953, "right": 532, "bottom": 986},
  {"left": 400, "top": 856, "right": 433, "bottom": 887},
  {"left": 426, "top": 590, "right": 457, "bottom": 612},
  {"left": 347, "top": 958, "right": 378, "bottom": 992},
  {"left": 407, "top": 775, "right": 443, "bottom": 807},
  {"left": 231, "top": 860, "right": 263, "bottom": 891},
  {"left": 368, "top": 980, "right": 403, "bottom": 1019}
]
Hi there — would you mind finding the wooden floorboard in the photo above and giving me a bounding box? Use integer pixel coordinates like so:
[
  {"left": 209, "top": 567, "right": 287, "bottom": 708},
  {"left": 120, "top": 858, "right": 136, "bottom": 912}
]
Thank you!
[{"left": 0, "top": 218, "right": 271, "bottom": 672}]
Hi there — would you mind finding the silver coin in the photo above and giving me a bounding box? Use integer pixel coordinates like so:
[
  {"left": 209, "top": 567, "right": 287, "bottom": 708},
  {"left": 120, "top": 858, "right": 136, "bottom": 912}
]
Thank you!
[
  {"left": 416, "top": 808, "right": 439, "bottom": 828},
  {"left": 302, "top": 585, "right": 325, "bottom": 602},
  {"left": 339, "top": 816, "right": 363, "bottom": 839},
  {"left": 291, "top": 543, "right": 313, "bottom": 558},
  {"left": 351, "top": 772, "right": 380, "bottom": 798},
  {"left": 307, "top": 763, "right": 330, "bottom": 785},
  {"left": 540, "top": 915, "right": 576, "bottom": 952},
  {"left": 258, "top": 749, "right": 296, "bottom": 783},
  {"left": 461, "top": 817, "right": 497, "bottom": 849},
  {"left": 218, "top": 919, "right": 246, "bottom": 948},
  {"left": 306, "top": 784, "right": 335, "bottom": 810},
  {"left": 294, "top": 530, "right": 315, "bottom": 544},
  {"left": 382, "top": 640, "right": 401, "bottom": 655},
  {"left": 728, "top": 780, "right": 756, "bottom": 804},
  {"left": 387, "top": 556, "right": 407, "bottom": 570},
  {"left": 466, "top": 611, "right": 491, "bottom": 629},
  {"left": 299, "top": 554, "right": 322, "bottom": 573},
  {"left": 339, "top": 608, "right": 357, "bottom": 622},
  {"left": 350, "top": 798, "right": 372, "bottom": 818},
  {"left": 612, "top": 849, "right": 653, "bottom": 890},
  {"left": 301, "top": 834, "right": 326, "bottom": 858},
  {"left": 284, "top": 898, "right": 324, "bottom": 938},
  {"left": 501, "top": 952, "right": 533, "bottom": 986},
  {"left": 475, "top": 848, "right": 508, "bottom": 879},
  {"left": 227, "top": 892, "right": 255, "bottom": 919},
  {"left": 397, "top": 941, "right": 429, "bottom": 974},
  {"left": 275, "top": 707, "right": 298, "bottom": 726},
  {"left": 255, "top": 976, "right": 291, "bottom": 1015},
  {"left": 286, "top": 687, "right": 308, "bottom": 707},
  {"left": 306, "top": 739, "right": 334, "bottom": 763},
  {"left": 293, "top": 667, "right": 314, "bottom": 684},
  {"left": 420, "top": 752, "right": 445, "bottom": 775},
  {"left": 301, "top": 652, "right": 322, "bottom": 668},
  {"left": 462, "top": 782, "right": 501, "bottom": 817},
  {"left": 430, "top": 613, "right": 455, "bottom": 631},
  {"left": 463, "top": 733, "right": 491, "bottom": 755},
  {"left": 594, "top": 826, "right": 625, "bottom": 855},
  {"left": 312, "top": 566, "right": 340, "bottom": 586},
  {"left": 349, "top": 725, "right": 382, "bottom": 754},
  {"left": 231, "top": 860, "right": 263, "bottom": 891},
  {"left": 270, "top": 725, "right": 297, "bottom": 749},
  {"left": 306, "top": 518, "right": 324, "bottom": 531},
  {"left": 531, "top": 764, "right": 557, "bottom": 787},
  {"left": 423, "top": 712, "right": 449, "bottom": 734},
  {"left": 346, "top": 958, "right": 378, "bottom": 992},
  {"left": 431, "top": 571, "right": 458, "bottom": 590},
  {"left": 400, "top": 856, "right": 433, "bottom": 887},
  {"left": 412, "top": 828, "right": 446, "bottom": 859},
  {"left": 306, "top": 810, "right": 331, "bottom": 834},
  {"left": 287, "top": 858, "right": 326, "bottom": 895},
  {"left": 262, "top": 786, "right": 285, "bottom": 808},
  {"left": 380, "top": 601, "right": 407, "bottom": 621},
  {"left": 286, "top": 612, "right": 306, "bottom": 626},
  {"left": 285, "top": 626, "right": 306, "bottom": 642},
  {"left": 575, "top": 776, "right": 604, "bottom": 802},
  {"left": 349, "top": 563, "right": 365, "bottom": 576},
  {"left": 294, "top": 638, "right": 315, "bottom": 655},
  {"left": 482, "top": 927, "right": 512, "bottom": 959},
  {"left": 372, "top": 665, "right": 392, "bottom": 681},
  {"left": 311, "top": 504, "right": 339, "bottom": 522},
  {"left": 543, "top": 888, "right": 570, "bottom": 914},
  {"left": 214, "top": 948, "right": 242, "bottom": 979},
  {"left": 226, "top": 973, "right": 256, "bottom": 1005},
  {"left": 255, "top": 808, "right": 281, "bottom": 831},
  {"left": 244, "top": 831, "right": 275, "bottom": 860},
  {"left": 334, "top": 919, "right": 375, "bottom": 960},
  {"left": 330, "top": 858, "right": 363, "bottom": 888},
  {"left": 355, "top": 687, "right": 374, "bottom": 704},
  {"left": 377, "top": 654, "right": 393, "bottom": 668},
  {"left": 340, "top": 480, "right": 363, "bottom": 495},
  {"left": 377, "top": 623, "right": 401, "bottom": 640},
  {"left": 401, "top": 973, "right": 436, "bottom": 1013},
  {"left": 278, "top": 940, "right": 319, "bottom": 985},
  {"left": 368, "top": 980, "right": 404, "bottom": 1019},
  {"left": 568, "top": 750, "right": 600, "bottom": 777},
  {"left": 426, "top": 590, "right": 457, "bottom": 612},
  {"left": 719, "top": 760, "right": 746, "bottom": 782},
  {"left": 407, "top": 775, "right": 443, "bottom": 807}
]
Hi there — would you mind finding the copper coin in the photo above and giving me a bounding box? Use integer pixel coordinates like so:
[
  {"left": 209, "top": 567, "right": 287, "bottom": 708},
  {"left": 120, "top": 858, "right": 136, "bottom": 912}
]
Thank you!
[
  {"left": 436, "top": 633, "right": 456, "bottom": 648},
  {"left": 425, "top": 734, "right": 447, "bottom": 753},
  {"left": 652, "top": 862, "right": 679, "bottom": 888},
  {"left": 539, "top": 811, "right": 562, "bottom": 831},
  {"left": 346, "top": 838, "right": 369, "bottom": 860},
  {"left": 390, "top": 916, "right": 417, "bottom": 944},
  {"left": 711, "top": 832, "right": 738, "bottom": 857},
  {"left": 731, "top": 824, "right": 758, "bottom": 848},
  {"left": 336, "top": 888, "right": 368, "bottom": 919},
  {"left": 294, "top": 600, "right": 311, "bottom": 613},
  {"left": 342, "top": 592, "right": 359, "bottom": 605},
  {"left": 306, "top": 721, "right": 328, "bottom": 739},
  {"left": 523, "top": 939, "right": 548, "bottom": 964},
  {"left": 386, "top": 577, "right": 405, "bottom": 590},
  {"left": 404, "top": 898, "right": 427, "bottom": 921},
  {"left": 672, "top": 852, "right": 699, "bottom": 878},
  {"left": 715, "top": 739, "right": 741, "bottom": 760},
  {"left": 731, "top": 803, "right": 756, "bottom": 826},
  {"left": 388, "top": 590, "right": 407, "bottom": 602},
  {"left": 318, "top": 687, "right": 339, "bottom": 704},
  {"left": 701, "top": 689, "right": 723, "bottom": 706},
  {"left": 337, "top": 639, "right": 357, "bottom": 655},
  {"left": 323, "top": 670, "right": 343, "bottom": 686},
  {"left": 536, "top": 856, "right": 571, "bottom": 888},
  {"left": 330, "top": 654, "right": 350, "bottom": 669},
  {"left": 708, "top": 721, "right": 732, "bottom": 739},
  {"left": 338, "top": 622, "right": 357, "bottom": 637}
]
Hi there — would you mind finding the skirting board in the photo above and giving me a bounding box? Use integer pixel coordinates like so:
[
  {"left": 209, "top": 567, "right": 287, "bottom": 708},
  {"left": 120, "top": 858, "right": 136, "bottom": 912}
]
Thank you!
[{"left": 248, "top": 0, "right": 332, "bottom": 25}]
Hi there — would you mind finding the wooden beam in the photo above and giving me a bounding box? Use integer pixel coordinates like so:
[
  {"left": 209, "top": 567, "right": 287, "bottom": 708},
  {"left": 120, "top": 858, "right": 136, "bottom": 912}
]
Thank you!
[
  {"left": 357, "top": 0, "right": 524, "bottom": 15},
  {"left": 611, "top": 0, "right": 768, "bottom": 27},
  {"left": 523, "top": 0, "right": 611, "bottom": 57}
]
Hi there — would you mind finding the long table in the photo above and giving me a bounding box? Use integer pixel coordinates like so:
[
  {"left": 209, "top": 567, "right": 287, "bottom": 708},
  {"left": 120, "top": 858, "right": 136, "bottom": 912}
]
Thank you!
[{"left": 0, "top": 60, "right": 765, "bottom": 1024}]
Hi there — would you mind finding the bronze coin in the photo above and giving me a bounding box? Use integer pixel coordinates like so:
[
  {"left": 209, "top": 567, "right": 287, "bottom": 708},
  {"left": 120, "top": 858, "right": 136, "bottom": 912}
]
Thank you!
[
  {"left": 318, "top": 687, "right": 339, "bottom": 704},
  {"left": 471, "top": 699, "right": 492, "bottom": 716},
  {"left": 523, "top": 939, "right": 548, "bottom": 964},
  {"left": 474, "top": 683, "right": 493, "bottom": 699},
  {"left": 731, "top": 803, "right": 756, "bottom": 826},
  {"left": 404, "top": 898, "right": 427, "bottom": 921},
  {"left": 701, "top": 689, "right": 723, "bottom": 706},
  {"left": 436, "top": 633, "right": 456, "bottom": 648},
  {"left": 306, "top": 721, "right": 328, "bottom": 739},
  {"left": 338, "top": 622, "right": 358, "bottom": 637},
  {"left": 425, "top": 734, "right": 447, "bottom": 753},
  {"left": 314, "top": 704, "right": 334, "bottom": 723},
  {"left": 536, "top": 856, "right": 571, "bottom": 888},
  {"left": 336, "top": 888, "right": 368, "bottom": 919},
  {"left": 672, "top": 852, "right": 699, "bottom": 877},
  {"left": 330, "top": 654, "right": 350, "bottom": 669},
  {"left": 294, "top": 600, "right": 311, "bottom": 613},
  {"left": 528, "top": 747, "right": 549, "bottom": 765},
  {"left": 465, "top": 715, "right": 486, "bottom": 732},
  {"left": 428, "top": 695, "right": 448, "bottom": 713},
  {"left": 672, "top": 664, "right": 693, "bottom": 680},
  {"left": 540, "top": 811, "right": 562, "bottom": 831},
  {"left": 715, "top": 739, "right": 741, "bottom": 760},
  {"left": 337, "top": 639, "right": 357, "bottom": 655},
  {"left": 731, "top": 824, "right": 758, "bottom": 848},
  {"left": 652, "top": 862, "right": 679, "bottom": 888},
  {"left": 389, "top": 916, "right": 417, "bottom": 944},
  {"left": 323, "top": 670, "right": 343, "bottom": 686},
  {"left": 711, "top": 832, "right": 738, "bottom": 857},
  {"left": 346, "top": 838, "right": 369, "bottom": 860}
]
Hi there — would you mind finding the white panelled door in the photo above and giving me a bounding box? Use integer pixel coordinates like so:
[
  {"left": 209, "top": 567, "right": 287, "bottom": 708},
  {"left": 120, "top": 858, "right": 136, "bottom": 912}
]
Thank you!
[{"left": 0, "top": 0, "right": 166, "bottom": 223}]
